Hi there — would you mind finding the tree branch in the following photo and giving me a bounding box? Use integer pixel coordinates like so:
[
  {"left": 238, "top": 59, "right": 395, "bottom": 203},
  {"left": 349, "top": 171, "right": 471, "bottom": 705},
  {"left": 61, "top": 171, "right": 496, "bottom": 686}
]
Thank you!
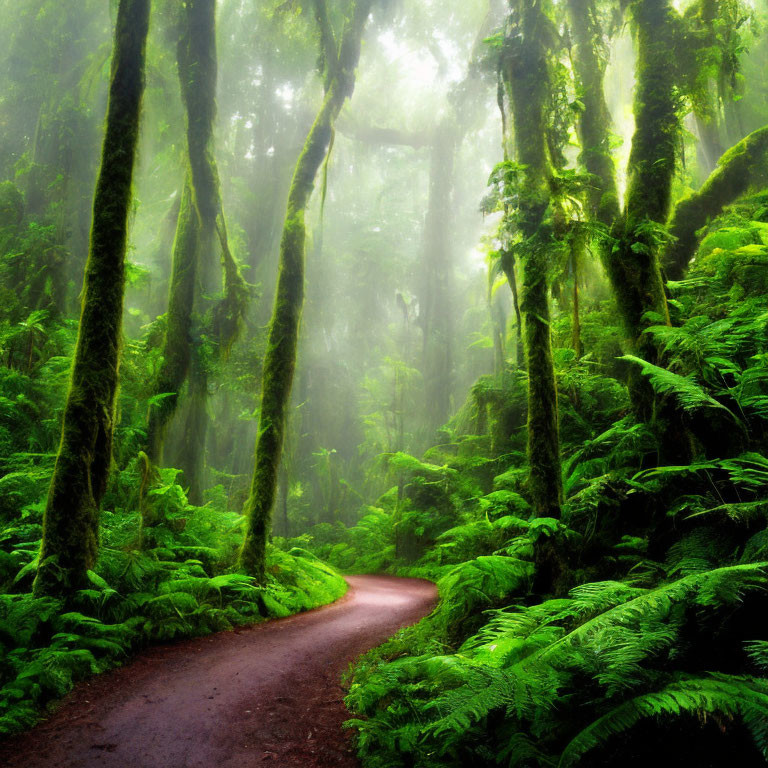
[
  {"left": 336, "top": 119, "right": 433, "bottom": 149},
  {"left": 313, "top": 0, "right": 339, "bottom": 90},
  {"left": 664, "top": 124, "right": 768, "bottom": 280}
]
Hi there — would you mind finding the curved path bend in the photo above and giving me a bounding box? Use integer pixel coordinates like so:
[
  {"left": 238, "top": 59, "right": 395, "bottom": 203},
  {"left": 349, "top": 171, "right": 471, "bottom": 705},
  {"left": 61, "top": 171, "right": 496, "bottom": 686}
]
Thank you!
[{"left": 0, "top": 574, "right": 436, "bottom": 768}]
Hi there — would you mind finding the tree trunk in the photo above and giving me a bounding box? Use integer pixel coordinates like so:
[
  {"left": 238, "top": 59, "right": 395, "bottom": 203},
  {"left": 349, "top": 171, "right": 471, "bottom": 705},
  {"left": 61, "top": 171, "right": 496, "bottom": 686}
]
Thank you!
[
  {"left": 34, "top": 0, "right": 150, "bottom": 597},
  {"left": 606, "top": 0, "right": 678, "bottom": 417},
  {"left": 503, "top": 0, "right": 563, "bottom": 519},
  {"left": 175, "top": 356, "right": 209, "bottom": 506},
  {"left": 146, "top": 179, "right": 199, "bottom": 464},
  {"left": 146, "top": 0, "right": 246, "bottom": 485},
  {"left": 419, "top": 127, "right": 456, "bottom": 435},
  {"left": 664, "top": 124, "right": 768, "bottom": 280},
  {"left": 499, "top": 250, "right": 524, "bottom": 367},
  {"left": 240, "top": 0, "right": 373, "bottom": 579},
  {"left": 567, "top": 0, "right": 620, "bottom": 227},
  {"left": 572, "top": 249, "right": 582, "bottom": 359}
]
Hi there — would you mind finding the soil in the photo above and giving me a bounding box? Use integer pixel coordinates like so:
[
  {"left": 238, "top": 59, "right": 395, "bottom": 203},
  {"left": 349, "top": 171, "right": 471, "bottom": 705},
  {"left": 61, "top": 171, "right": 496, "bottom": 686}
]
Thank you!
[{"left": 0, "top": 574, "right": 437, "bottom": 768}]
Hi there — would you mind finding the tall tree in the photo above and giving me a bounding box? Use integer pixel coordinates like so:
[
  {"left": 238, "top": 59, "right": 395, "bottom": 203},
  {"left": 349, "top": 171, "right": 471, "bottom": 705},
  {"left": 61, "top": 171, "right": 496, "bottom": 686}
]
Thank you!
[
  {"left": 566, "top": 0, "right": 619, "bottom": 228},
  {"left": 145, "top": 0, "right": 246, "bottom": 502},
  {"left": 34, "top": 0, "right": 150, "bottom": 597},
  {"left": 145, "top": 178, "right": 198, "bottom": 465},
  {"left": 418, "top": 126, "right": 457, "bottom": 436},
  {"left": 240, "top": 0, "right": 374, "bottom": 579},
  {"left": 564, "top": 0, "right": 676, "bottom": 415},
  {"left": 500, "top": 0, "right": 563, "bottom": 518},
  {"left": 606, "top": 0, "right": 677, "bottom": 416}
]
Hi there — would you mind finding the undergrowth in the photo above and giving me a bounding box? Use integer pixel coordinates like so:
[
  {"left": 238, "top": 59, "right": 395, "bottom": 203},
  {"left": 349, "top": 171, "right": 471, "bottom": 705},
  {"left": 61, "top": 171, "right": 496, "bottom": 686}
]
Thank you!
[
  {"left": 289, "top": 204, "right": 768, "bottom": 766},
  {"left": 0, "top": 459, "right": 346, "bottom": 736}
]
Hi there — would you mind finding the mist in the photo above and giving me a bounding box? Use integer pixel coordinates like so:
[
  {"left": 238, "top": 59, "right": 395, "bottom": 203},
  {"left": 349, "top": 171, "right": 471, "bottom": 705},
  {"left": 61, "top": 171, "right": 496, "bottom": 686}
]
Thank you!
[{"left": 2, "top": 1, "right": 768, "bottom": 765}]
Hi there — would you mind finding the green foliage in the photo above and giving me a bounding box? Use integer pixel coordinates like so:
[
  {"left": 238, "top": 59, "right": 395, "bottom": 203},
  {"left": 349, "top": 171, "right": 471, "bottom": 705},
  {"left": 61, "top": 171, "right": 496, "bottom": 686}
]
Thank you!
[
  {"left": 620, "top": 354, "right": 737, "bottom": 417},
  {"left": 0, "top": 463, "right": 346, "bottom": 735},
  {"left": 347, "top": 564, "right": 768, "bottom": 767},
  {"left": 2, "top": 0, "right": 768, "bottom": 764},
  {"left": 336, "top": 200, "right": 768, "bottom": 767}
]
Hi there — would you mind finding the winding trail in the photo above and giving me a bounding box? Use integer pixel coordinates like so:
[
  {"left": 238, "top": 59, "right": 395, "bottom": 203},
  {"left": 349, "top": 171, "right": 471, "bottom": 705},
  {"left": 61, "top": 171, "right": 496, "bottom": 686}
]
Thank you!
[{"left": 0, "top": 574, "right": 436, "bottom": 768}]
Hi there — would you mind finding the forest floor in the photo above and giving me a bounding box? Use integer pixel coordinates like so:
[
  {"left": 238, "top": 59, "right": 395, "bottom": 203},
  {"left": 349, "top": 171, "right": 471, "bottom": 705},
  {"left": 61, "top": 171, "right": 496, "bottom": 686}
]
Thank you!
[{"left": 0, "top": 574, "right": 436, "bottom": 768}]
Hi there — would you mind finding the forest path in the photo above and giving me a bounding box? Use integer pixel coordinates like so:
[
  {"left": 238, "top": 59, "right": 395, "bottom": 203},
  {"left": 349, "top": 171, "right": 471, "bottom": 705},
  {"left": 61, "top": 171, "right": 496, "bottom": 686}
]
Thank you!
[{"left": 0, "top": 574, "right": 436, "bottom": 768}]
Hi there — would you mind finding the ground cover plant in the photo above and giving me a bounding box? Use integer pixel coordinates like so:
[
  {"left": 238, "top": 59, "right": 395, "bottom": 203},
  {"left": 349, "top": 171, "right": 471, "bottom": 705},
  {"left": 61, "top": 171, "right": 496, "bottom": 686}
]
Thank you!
[{"left": 2, "top": 0, "right": 768, "bottom": 765}]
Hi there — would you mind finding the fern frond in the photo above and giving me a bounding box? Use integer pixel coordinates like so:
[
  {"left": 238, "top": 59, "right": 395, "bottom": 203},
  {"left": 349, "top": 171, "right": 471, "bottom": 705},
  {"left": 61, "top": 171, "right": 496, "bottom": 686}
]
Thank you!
[
  {"left": 538, "top": 564, "right": 767, "bottom": 664},
  {"left": 620, "top": 355, "right": 738, "bottom": 419},
  {"left": 559, "top": 674, "right": 768, "bottom": 767}
]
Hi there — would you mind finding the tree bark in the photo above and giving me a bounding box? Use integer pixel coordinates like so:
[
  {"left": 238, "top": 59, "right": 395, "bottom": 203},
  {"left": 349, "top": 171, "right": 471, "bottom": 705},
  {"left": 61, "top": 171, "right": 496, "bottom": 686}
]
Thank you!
[
  {"left": 146, "top": 0, "right": 246, "bottom": 486},
  {"left": 664, "top": 124, "right": 768, "bottom": 280},
  {"left": 145, "top": 179, "right": 199, "bottom": 464},
  {"left": 419, "top": 126, "right": 457, "bottom": 435},
  {"left": 34, "top": 0, "right": 150, "bottom": 597},
  {"left": 605, "top": 0, "right": 678, "bottom": 417},
  {"left": 240, "top": 0, "right": 373, "bottom": 579},
  {"left": 567, "top": 0, "right": 620, "bottom": 227},
  {"left": 503, "top": 0, "right": 563, "bottom": 518}
]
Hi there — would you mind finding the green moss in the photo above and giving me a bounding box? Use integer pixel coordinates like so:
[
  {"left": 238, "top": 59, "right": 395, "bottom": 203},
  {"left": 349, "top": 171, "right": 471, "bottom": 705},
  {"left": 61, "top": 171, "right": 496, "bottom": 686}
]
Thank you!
[
  {"left": 602, "top": 0, "right": 679, "bottom": 415},
  {"left": 240, "top": 210, "right": 307, "bottom": 580},
  {"left": 34, "top": 0, "right": 150, "bottom": 598},
  {"left": 567, "top": 0, "right": 620, "bottom": 226},
  {"left": 178, "top": 0, "right": 218, "bottom": 230},
  {"left": 179, "top": 0, "right": 248, "bottom": 347},
  {"left": 145, "top": 179, "right": 199, "bottom": 464},
  {"left": 501, "top": 0, "right": 564, "bottom": 518},
  {"left": 664, "top": 125, "right": 768, "bottom": 280},
  {"left": 240, "top": 0, "right": 374, "bottom": 579},
  {"left": 146, "top": 0, "right": 247, "bottom": 490},
  {"left": 521, "top": 247, "right": 564, "bottom": 518},
  {"left": 174, "top": 358, "right": 209, "bottom": 506}
]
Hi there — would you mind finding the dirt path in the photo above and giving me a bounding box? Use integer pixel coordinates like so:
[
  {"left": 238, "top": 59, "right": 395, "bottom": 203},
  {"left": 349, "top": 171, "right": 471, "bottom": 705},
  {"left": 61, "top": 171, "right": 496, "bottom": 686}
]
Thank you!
[{"left": 0, "top": 574, "right": 436, "bottom": 768}]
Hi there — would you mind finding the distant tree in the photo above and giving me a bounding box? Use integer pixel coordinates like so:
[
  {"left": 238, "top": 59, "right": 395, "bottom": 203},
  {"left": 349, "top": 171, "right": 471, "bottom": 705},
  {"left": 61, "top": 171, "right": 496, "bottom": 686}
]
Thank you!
[{"left": 146, "top": 0, "right": 247, "bottom": 504}]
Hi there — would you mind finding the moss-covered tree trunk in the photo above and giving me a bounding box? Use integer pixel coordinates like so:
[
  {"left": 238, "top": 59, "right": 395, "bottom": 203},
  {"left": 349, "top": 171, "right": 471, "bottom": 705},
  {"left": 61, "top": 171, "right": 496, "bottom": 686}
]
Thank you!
[
  {"left": 499, "top": 250, "right": 524, "bottom": 367},
  {"left": 34, "top": 0, "right": 150, "bottom": 597},
  {"left": 146, "top": 0, "right": 245, "bottom": 496},
  {"left": 606, "top": 0, "right": 678, "bottom": 417},
  {"left": 146, "top": 179, "right": 199, "bottom": 464},
  {"left": 240, "top": 0, "right": 373, "bottom": 579},
  {"left": 567, "top": 0, "right": 677, "bottom": 417},
  {"left": 567, "top": 0, "right": 620, "bottom": 227},
  {"left": 178, "top": 0, "right": 245, "bottom": 317},
  {"left": 503, "top": 1, "right": 563, "bottom": 519},
  {"left": 664, "top": 124, "right": 768, "bottom": 280},
  {"left": 174, "top": 355, "right": 209, "bottom": 505},
  {"left": 419, "top": 126, "right": 457, "bottom": 436}
]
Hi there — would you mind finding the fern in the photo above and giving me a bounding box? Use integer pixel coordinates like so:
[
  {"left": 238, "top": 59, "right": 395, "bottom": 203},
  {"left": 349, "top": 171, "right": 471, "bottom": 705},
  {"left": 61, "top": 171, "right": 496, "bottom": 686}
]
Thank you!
[
  {"left": 436, "top": 556, "right": 534, "bottom": 634},
  {"left": 559, "top": 674, "right": 768, "bottom": 766},
  {"left": 620, "top": 355, "right": 738, "bottom": 418}
]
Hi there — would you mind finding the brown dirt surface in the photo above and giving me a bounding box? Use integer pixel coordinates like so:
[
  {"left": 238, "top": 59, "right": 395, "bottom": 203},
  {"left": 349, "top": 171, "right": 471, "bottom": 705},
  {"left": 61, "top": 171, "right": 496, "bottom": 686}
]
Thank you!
[{"left": 0, "top": 574, "right": 437, "bottom": 768}]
